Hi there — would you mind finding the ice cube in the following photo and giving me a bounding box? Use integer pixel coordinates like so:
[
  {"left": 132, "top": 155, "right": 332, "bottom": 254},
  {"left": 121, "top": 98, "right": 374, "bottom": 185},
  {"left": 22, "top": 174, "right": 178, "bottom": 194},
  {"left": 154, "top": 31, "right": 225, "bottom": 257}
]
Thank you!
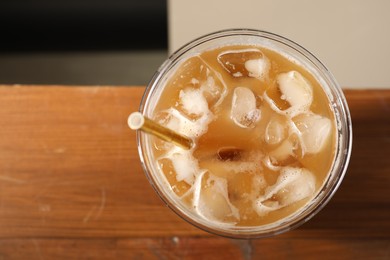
[
  {"left": 162, "top": 108, "right": 212, "bottom": 139},
  {"left": 153, "top": 111, "right": 181, "bottom": 151},
  {"left": 179, "top": 88, "right": 209, "bottom": 118},
  {"left": 217, "top": 49, "right": 269, "bottom": 79},
  {"left": 277, "top": 71, "right": 313, "bottom": 108},
  {"left": 274, "top": 167, "right": 316, "bottom": 206},
  {"left": 171, "top": 56, "right": 227, "bottom": 109},
  {"left": 200, "top": 75, "right": 227, "bottom": 108},
  {"left": 264, "top": 117, "right": 287, "bottom": 145},
  {"left": 245, "top": 58, "right": 269, "bottom": 79},
  {"left": 264, "top": 71, "right": 313, "bottom": 117},
  {"left": 253, "top": 200, "right": 279, "bottom": 216},
  {"left": 294, "top": 113, "right": 332, "bottom": 154},
  {"left": 231, "top": 87, "right": 261, "bottom": 128},
  {"left": 157, "top": 157, "right": 192, "bottom": 196},
  {"left": 193, "top": 172, "right": 240, "bottom": 223},
  {"left": 155, "top": 110, "right": 180, "bottom": 131},
  {"left": 169, "top": 151, "right": 200, "bottom": 184},
  {"left": 161, "top": 148, "right": 201, "bottom": 185},
  {"left": 269, "top": 139, "right": 296, "bottom": 162},
  {"left": 254, "top": 167, "right": 315, "bottom": 216},
  {"left": 262, "top": 156, "right": 281, "bottom": 171}
]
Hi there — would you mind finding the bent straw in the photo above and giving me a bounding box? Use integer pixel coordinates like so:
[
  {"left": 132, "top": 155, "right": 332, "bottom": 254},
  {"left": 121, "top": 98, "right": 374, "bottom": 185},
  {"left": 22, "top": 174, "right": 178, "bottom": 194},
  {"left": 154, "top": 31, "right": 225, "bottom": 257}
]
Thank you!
[{"left": 128, "top": 112, "right": 193, "bottom": 150}]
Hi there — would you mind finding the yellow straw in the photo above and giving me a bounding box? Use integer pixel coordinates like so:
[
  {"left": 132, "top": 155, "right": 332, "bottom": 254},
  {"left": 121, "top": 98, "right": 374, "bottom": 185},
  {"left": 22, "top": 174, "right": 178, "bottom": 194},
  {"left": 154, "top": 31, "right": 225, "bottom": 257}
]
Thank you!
[{"left": 128, "top": 112, "right": 193, "bottom": 150}]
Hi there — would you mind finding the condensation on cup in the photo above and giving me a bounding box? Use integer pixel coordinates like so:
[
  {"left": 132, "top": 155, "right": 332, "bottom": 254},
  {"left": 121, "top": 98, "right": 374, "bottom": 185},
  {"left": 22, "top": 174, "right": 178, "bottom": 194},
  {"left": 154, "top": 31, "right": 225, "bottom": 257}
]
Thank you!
[{"left": 135, "top": 29, "right": 352, "bottom": 238}]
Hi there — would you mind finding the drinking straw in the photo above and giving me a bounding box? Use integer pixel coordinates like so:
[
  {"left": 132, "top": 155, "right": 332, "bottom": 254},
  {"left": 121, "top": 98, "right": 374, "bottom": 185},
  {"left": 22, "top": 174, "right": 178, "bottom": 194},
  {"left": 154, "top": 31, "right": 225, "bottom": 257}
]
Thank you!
[{"left": 128, "top": 112, "right": 193, "bottom": 150}]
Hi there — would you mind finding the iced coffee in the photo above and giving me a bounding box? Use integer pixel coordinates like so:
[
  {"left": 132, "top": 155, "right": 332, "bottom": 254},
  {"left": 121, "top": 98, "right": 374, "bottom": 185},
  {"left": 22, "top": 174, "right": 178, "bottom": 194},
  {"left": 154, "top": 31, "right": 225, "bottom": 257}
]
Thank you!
[{"left": 135, "top": 29, "right": 352, "bottom": 238}]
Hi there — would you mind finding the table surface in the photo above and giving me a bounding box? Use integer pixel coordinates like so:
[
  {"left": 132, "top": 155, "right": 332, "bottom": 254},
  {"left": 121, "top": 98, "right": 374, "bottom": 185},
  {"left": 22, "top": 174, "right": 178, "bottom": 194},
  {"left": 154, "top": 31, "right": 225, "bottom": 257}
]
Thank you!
[{"left": 0, "top": 85, "right": 389, "bottom": 259}]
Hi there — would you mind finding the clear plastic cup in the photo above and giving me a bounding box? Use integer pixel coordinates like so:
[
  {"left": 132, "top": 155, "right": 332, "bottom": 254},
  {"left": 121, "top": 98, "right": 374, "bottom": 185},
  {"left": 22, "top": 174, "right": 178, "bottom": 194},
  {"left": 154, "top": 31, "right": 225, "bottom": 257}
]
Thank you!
[{"left": 136, "top": 29, "right": 352, "bottom": 238}]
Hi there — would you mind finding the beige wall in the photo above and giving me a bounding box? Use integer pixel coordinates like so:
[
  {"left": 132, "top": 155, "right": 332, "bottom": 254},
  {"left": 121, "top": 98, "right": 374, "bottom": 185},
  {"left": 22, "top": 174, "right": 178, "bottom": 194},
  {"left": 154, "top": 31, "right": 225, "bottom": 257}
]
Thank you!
[{"left": 168, "top": 0, "right": 390, "bottom": 89}]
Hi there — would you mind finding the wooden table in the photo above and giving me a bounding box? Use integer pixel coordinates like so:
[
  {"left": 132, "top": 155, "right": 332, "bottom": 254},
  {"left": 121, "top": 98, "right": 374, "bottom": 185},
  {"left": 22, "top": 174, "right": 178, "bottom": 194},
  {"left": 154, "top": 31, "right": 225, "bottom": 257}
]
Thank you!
[{"left": 0, "top": 86, "right": 389, "bottom": 259}]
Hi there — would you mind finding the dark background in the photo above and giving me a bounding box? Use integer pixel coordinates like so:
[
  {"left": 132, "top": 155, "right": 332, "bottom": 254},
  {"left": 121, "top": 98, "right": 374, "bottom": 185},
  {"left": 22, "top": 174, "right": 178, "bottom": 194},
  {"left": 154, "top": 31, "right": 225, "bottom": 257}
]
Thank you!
[
  {"left": 0, "top": 0, "right": 167, "bottom": 53},
  {"left": 0, "top": 0, "right": 168, "bottom": 85}
]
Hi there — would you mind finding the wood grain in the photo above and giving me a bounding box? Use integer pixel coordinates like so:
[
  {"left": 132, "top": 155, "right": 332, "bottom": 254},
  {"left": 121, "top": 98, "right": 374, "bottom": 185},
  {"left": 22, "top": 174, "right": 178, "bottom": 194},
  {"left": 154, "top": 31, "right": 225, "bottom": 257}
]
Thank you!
[{"left": 0, "top": 86, "right": 389, "bottom": 259}]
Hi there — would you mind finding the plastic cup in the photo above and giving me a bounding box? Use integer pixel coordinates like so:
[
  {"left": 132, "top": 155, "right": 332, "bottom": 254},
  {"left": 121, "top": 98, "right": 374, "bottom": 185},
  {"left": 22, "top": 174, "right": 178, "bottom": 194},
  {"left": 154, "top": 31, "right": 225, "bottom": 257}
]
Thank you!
[{"left": 135, "top": 29, "right": 352, "bottom": 238}]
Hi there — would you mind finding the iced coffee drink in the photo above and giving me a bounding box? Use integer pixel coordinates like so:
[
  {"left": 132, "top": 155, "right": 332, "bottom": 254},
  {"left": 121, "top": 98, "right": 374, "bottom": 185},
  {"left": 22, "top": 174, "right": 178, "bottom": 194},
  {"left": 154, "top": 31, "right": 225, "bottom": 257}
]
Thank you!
[{"left": 135, "top": 29, "right": 352, "bottom": 238}]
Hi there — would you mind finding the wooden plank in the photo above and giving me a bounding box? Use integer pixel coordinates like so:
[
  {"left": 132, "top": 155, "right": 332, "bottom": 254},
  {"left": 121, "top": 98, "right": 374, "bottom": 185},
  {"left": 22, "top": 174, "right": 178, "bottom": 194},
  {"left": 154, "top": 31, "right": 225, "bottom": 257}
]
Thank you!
[
  {"left": 0, "top": 86, "right": 389, "bottom": 245},
  {"left": 0, "top": 237, "right": 388, "bottom": 259},
  {"left": 0, "top": 85, "right": 202, "bottom": 239}
]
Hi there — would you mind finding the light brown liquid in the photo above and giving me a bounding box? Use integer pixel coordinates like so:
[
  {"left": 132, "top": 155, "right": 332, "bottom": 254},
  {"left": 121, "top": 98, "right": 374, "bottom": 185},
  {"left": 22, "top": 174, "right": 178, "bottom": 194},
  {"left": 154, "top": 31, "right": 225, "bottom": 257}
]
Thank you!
[{"left": 150, "top": 45, "right": 336, "bottom": 227}]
